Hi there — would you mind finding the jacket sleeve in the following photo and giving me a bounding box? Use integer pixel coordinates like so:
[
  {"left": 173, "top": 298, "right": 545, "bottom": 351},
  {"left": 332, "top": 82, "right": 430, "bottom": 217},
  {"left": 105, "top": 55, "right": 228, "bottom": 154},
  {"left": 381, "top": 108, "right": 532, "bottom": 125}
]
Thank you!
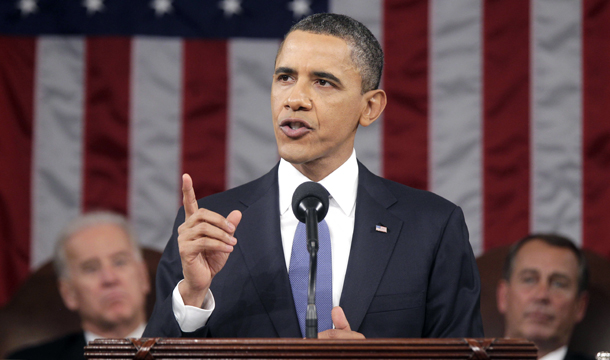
[
  {"left": 142, "top": 207, "right": 209, "bottom": 338},
  {"left": 423, "top": 206, "right": 484, "bottom": 338}
]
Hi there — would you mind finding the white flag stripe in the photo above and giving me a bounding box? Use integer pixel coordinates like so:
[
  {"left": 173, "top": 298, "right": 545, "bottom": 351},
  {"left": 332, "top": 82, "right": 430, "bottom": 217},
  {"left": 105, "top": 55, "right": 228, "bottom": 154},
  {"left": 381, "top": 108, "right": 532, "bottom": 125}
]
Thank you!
[
  {"left": 129, "top": 38, "right": 183, "bottom": 251},
  {"left": 31, "top": 37, "right": 85, "bottom": 269},
  {"left": 430, "top": 0, "right": 484, "bottom": 255},
  {"left": 332, "top": 0, "right": 384, "bottom": 176},
  {"left": 531, "top": 0, "right": 583, "bottom": 245},
  {"left": 227, "top": 39, "right": 280, "bottom": 189},
  {"left": 330, "top": 0, "right": 383, "bottom": 42}
]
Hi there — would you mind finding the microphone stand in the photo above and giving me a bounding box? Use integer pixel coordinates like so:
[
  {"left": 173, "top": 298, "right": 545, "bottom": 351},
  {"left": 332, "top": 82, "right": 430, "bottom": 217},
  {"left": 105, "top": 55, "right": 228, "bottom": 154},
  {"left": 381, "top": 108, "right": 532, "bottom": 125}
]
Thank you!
[
  {"left": 292, "top": 181, "right": 329, "bottom": 339},
  {"left": 305, "top": 207, "right": 319, "bottom": 339}
]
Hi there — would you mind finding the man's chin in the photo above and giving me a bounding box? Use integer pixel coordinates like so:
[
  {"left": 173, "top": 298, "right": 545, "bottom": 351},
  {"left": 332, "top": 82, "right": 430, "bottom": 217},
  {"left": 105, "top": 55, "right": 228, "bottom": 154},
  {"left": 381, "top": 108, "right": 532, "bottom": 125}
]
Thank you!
[
  {"left": 279, "top": 152, "right": 313, "bottom": 167},
  {"left": 520, "top": 325, "right": 556, "bottom": 343},
  {"left": 97, "top": 313, "right": 138, "bottom": 329},
  {"left": 101, "top": 306, "right": 137, "bottom": 324}
]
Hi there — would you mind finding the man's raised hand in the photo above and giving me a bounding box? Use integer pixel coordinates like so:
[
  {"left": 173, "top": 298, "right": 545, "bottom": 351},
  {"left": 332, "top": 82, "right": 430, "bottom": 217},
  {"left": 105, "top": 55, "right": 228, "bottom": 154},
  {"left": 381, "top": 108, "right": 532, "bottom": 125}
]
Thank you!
[{"left": 177, "top": 173, "right": 242, "bottom": 307}]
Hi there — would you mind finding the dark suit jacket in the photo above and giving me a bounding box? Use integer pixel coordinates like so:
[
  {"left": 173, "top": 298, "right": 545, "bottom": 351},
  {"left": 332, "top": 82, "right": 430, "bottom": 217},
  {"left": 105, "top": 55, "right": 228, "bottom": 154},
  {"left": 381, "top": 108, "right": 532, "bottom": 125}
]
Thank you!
[
  {"left": 565, "top": 350, "right": 596, "bottom": 360},
  {"left": 144, "top": 161, "right": 484, "bottom": 338},
  {"left": 6, "top": 332, "right": 86, "bottom": 360}
]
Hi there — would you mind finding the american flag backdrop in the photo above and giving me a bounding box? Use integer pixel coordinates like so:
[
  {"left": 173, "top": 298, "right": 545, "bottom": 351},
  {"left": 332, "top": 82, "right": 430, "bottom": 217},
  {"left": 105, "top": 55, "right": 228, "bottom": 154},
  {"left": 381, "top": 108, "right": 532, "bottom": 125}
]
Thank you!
[{"left": 1, "top": 0, "right": 610, "bottom": 307}]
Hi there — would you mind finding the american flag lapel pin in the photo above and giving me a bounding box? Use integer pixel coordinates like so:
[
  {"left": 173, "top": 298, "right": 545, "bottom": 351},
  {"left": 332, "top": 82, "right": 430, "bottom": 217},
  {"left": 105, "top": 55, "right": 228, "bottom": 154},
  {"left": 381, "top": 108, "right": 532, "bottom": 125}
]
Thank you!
[{"left": 375, "top": 224, "right": 388, "bottom": 233}]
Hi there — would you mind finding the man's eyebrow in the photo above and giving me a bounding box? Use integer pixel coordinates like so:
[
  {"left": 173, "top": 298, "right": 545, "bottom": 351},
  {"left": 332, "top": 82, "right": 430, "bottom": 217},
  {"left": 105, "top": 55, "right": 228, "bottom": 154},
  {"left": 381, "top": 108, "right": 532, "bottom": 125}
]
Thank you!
[
  {"left": 274, "top": 67, "right": 343, "bottom": 87},
  {"left": 111, "top": 250, "right": 133, "bottom": 259},
  {"left": 312, "top": 71, "right": 343, "bottom": 86},
  {"left": 516, "top": 268, "right": 538, "bottom": 277},
  {"left": 274, "top": 67, "right": 295, "bottom": 75}
]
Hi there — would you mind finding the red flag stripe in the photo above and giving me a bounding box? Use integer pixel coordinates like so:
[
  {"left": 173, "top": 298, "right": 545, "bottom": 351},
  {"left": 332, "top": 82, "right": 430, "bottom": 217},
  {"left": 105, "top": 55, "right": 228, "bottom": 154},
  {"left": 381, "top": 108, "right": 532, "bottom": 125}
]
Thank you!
[
  {"left": 383, "top": 0, "right": 429, "bottom": 190},
  {"left": 0, "top": 37, "right": 36, "bottom": 305},
  {"left": 82, "top": 37, "right": 132, "bottom": 214},
  {"left": 583, "top": 0, "right": 610, "bottom": 258},
  {"left": 182, "top": 39, "right": 228, "bottom": 198},
  {"left": 482, "top": 0, "right": 531, "bottom": 250}
]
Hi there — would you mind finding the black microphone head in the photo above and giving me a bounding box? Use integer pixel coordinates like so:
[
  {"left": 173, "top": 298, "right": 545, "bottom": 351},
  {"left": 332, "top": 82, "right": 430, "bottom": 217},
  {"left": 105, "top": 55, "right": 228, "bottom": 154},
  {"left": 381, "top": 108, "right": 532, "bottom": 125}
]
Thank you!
[{"left": 291, "top": 181, "right": 330, "bottom": 223}]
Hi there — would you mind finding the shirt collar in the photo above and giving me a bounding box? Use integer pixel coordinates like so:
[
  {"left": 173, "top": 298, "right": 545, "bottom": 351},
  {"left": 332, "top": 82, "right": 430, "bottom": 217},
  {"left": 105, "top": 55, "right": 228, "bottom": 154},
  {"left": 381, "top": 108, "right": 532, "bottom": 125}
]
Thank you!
[
  {"left": 84, "top": 323, "right": 146, "bottom": 343},
  {"left": 539, "top": 345, "right": 568, "bottom": 360},
  {"left": 278, "top": 149, "right": 359, "bottom": 217}
]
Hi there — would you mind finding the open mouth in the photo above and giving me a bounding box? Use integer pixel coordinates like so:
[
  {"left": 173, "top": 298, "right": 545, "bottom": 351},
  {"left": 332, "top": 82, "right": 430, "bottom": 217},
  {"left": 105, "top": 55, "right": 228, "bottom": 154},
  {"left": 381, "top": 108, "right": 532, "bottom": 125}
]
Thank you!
[
  {"left": 279, "top": 119, "right": 311, "bottom": 138},
  {"left": 288, "top": 121, "right": 306, "bottom": 130}
]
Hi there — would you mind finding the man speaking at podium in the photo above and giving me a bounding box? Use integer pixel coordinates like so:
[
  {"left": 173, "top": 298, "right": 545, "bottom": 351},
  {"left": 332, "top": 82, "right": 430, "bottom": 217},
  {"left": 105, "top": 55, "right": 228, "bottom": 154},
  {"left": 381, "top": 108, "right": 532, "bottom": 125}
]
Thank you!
[{"left": 144, "top": 13, "right": 483, "bottom": 339}]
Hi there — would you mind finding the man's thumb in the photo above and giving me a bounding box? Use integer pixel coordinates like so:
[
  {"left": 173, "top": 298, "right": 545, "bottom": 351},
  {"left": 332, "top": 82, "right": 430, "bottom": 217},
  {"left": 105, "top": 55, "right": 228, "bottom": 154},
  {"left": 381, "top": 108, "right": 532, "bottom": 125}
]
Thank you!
[{"left": 331, "top": 306, "right": 351, "bottom": 331}]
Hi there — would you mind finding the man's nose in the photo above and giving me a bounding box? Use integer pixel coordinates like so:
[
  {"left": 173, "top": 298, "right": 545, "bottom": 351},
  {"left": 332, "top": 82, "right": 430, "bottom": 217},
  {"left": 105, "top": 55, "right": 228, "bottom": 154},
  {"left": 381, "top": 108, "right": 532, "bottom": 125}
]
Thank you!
[
  {"left": 99, "top": 265, "right": 120, "bottom": 285},
  {"left": 532, "top": 282, "right": 551, "bottom": 302},
  {"left": 285, "top": 80, "right": 312, "bottom": 111}
]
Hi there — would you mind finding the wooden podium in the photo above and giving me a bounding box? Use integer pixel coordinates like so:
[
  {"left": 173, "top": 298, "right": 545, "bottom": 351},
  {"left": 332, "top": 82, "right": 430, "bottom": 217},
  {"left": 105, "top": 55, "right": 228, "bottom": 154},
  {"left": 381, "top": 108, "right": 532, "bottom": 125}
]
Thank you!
[{"left": 85, "top": 338, "right": 537, "bottom": 359}]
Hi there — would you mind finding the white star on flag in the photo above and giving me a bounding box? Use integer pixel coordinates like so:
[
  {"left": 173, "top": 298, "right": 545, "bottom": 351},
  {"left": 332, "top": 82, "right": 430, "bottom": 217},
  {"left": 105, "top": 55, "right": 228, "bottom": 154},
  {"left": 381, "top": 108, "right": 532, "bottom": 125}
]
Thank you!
[
  {"left": 83, "top": 0, "right": 104, "bottom": 15},
  {"left": 287, "top": 0, "right": 311, "bottom": 19},
  {"left": 219, "top": 0, "right": 242, "bottom": 18},
  {"left": 150, "top": 0, "right": 172, "bottom": 17},
  {"left": 17, "top": 0, "right": 38, "bottom": 16}
]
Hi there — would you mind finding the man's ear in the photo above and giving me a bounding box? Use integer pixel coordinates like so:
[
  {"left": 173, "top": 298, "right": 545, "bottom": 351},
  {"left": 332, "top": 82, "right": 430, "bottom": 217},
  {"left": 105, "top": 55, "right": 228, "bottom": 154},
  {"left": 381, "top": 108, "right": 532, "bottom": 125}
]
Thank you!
[
  {"left": 138, "top": 260, "right": 151, "bottom": 296},
  {"left": 497, "top": 279, "right": 509, "bottom": 314},
  {"left": 58, "top": 278, "right": 79, "bottom": 311},
  {"left": 359, "top": 89, "right": 387, "bottom": 127},
  {"left": 574, "top": 290, "right": 589, "bottom": 324}
]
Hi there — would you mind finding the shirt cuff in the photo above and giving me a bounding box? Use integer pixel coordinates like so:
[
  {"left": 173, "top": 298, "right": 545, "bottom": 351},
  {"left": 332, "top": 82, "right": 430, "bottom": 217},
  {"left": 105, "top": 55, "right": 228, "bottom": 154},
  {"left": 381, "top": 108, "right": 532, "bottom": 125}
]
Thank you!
[{"left": 172, "top": 280, "right": 215, "bottom": 332}]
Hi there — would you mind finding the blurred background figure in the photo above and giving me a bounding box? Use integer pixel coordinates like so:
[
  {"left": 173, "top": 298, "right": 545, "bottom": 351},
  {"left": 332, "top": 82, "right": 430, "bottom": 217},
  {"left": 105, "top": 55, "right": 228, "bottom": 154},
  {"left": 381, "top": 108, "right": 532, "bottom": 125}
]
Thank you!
[
  {"left": 6, "top": 211, "right": 150, "bottom": 360},
  {"left": 497, "top": 234, "right": 592, "bottom": 360}
]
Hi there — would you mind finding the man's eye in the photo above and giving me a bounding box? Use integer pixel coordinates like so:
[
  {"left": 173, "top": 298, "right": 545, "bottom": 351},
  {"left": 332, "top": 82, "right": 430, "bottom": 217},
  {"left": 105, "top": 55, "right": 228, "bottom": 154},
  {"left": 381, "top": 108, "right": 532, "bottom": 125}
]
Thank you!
[
  {"left": 82, "top": 264, "right": 98, "bottom": 273},
  {"left": 114, "top": 258, "right": 128, "bottom": 267},
  {"left": 278, "top": 75, "right": 290, "bottom": 81},
  {"left": 521, "top": 276, "right": 536, "bottom": 284},
  {"left": 318, "top": 79, "right": 332, "bottom": 87},
  {"left": 551, "top": 279, "right": 569, "bottom": 289},
  {"left": 113, "top": 255, "right": 132, "bottom": 268}
]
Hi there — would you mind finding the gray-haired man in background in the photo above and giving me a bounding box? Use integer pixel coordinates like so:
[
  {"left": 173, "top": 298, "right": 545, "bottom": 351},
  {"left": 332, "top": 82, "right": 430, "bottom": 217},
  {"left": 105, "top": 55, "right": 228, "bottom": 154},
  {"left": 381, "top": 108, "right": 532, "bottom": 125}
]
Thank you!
[{"left": 8, "top": 211, "right": 150, "bottom": 360}]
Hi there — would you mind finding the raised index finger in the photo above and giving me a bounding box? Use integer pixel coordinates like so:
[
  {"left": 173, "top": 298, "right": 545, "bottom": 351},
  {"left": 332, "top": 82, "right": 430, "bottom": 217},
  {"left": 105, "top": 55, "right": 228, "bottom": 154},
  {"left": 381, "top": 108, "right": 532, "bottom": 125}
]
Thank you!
[{"left": 182, "top": 173, "right": 198, "bottom": 220}]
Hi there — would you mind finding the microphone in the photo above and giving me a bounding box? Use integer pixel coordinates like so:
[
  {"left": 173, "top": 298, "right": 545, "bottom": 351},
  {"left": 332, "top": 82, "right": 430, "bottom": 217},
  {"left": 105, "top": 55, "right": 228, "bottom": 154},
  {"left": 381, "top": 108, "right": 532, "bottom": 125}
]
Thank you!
[{"left": 291, "top": 181, "right": 330, "bottom": 339}]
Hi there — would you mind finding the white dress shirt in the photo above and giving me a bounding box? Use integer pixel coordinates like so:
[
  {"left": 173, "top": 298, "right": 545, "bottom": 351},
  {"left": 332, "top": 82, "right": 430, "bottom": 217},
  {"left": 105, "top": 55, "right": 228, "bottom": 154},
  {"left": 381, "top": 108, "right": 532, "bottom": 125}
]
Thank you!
[
  {"left": 278, "top": 149, "right": 358, "bottom": 308},
  {"left": 84, "top": 323, "right": 146, "bottom": 342},
  {"left": 539, "top": 346, "right": 568, "bottom": 360},
  {"left": 172, "top": 150, "right": 359, "bottom": 332}
]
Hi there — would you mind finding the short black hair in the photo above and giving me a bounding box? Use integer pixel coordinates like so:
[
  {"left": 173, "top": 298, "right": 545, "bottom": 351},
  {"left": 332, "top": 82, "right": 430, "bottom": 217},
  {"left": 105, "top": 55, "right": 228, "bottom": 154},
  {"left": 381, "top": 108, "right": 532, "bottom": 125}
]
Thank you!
[
  {"left": 502, "top": 233, "right": 589, "bottom": 294},
  {"left": 279, "top": 13, "right": 384, "bottom": 93}
]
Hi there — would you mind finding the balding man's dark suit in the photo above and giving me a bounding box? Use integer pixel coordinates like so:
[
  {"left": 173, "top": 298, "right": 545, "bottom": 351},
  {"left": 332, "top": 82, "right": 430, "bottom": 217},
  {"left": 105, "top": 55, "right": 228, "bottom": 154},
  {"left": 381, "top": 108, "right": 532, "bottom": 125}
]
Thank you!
[
  {"left": 144, "top": 161, "right": 484, "bottom": 338},
  {"left": 565, "top": 350, "right": 595, "bottom": 360}
]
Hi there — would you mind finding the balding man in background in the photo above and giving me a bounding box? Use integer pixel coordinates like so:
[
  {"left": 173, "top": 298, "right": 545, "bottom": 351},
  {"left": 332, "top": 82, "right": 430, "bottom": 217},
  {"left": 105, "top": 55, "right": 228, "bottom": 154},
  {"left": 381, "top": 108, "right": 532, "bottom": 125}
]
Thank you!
[{"left": 497, "top": 234, "right": 593, "bottom": 360}]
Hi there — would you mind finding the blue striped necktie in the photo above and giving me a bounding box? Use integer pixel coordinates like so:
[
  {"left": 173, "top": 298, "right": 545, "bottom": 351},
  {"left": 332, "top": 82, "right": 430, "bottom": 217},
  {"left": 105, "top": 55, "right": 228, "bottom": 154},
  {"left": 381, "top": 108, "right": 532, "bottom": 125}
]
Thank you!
[{"left": 289, "top": 219, "right": 333, "bottom": 336}]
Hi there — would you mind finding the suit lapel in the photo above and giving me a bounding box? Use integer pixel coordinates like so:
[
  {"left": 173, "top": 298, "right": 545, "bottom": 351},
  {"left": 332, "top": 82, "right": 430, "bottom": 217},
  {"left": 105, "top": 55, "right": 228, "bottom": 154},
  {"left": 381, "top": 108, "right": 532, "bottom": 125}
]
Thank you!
[
  {"left": 235, "top": 166, "right": 301, "bottom": 337},
  {"left": 339, "top": 163, "right": 404, "bottom": 332}
]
